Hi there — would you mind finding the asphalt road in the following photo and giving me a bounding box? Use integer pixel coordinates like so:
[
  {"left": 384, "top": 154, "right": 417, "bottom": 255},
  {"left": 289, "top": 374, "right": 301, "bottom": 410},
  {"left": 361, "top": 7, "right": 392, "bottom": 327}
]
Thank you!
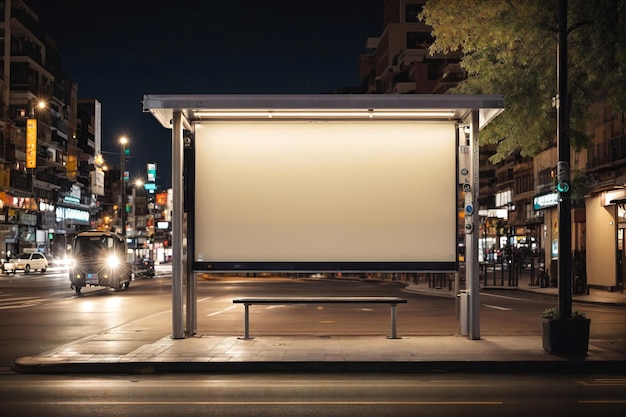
[
  {"left": 1, "top": 268, "right": 625, "bottom": 368},
  {"left": 1, "top": 372, "right": 625, "bottom": 417},
  {"left": 1, "top": 268, "right": 625, "bottom": 416}
]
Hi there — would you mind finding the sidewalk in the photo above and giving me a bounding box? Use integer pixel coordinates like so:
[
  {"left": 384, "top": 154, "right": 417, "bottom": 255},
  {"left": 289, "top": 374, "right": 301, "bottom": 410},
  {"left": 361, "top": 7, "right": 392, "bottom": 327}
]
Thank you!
[
  {"left": 13, "top": 276, "right": 626, "bottom": 375},
  {"left": 405, "top": 270, "right": 626, "bottom": 306}
]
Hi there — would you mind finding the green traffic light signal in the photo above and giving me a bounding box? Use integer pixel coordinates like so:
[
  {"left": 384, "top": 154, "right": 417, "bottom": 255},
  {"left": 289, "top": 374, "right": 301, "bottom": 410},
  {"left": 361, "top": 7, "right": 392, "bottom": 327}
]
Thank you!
[
  {"left": 124, "top": 148, "right": 131, "bottom": 156},
  {"left": 556, "top": 161, "right": 569, "bottom": 193}
]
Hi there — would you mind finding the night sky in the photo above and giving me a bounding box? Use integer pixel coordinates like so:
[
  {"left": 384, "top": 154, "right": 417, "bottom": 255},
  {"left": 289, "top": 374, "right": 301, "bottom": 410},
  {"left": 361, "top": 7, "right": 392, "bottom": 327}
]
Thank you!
[{"left": 24, "top": 0, "right": 384, "bottom": 187}]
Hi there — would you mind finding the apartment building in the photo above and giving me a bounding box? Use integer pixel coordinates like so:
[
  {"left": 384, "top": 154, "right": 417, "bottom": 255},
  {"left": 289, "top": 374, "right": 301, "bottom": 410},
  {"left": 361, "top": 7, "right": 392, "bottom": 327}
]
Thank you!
[
  {"left": 361, "top": 0, "right": 624, "bottom": 292},
  {"left": 0, "top": 0, "right": 96, "bottom": 258}
]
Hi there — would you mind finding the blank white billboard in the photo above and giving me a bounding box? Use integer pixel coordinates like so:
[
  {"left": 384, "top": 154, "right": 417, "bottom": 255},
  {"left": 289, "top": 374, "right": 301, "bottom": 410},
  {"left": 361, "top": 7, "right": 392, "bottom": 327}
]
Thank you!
[{"left": 194, "top": 120, "right": 457, "bottom": 271}]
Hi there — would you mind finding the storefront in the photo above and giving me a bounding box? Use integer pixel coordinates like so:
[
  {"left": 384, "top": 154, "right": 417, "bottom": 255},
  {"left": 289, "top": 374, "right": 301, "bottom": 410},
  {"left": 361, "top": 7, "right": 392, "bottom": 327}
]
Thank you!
[{"left": 587, "top": 189, "right": 626, "bottom": 292}]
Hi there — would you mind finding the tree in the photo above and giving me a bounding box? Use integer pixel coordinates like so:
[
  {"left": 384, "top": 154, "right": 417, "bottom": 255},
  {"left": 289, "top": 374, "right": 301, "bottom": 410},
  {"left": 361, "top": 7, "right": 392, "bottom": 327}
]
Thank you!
[{"left": 420, "top": 0, "right": 626, "bottom": 162}]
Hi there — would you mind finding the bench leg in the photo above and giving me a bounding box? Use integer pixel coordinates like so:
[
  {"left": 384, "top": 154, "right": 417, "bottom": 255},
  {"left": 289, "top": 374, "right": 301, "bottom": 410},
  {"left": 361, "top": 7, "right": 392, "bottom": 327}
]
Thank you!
[
  {"left": 238, "top": 303, "right": 254, "bottom": 340},
  {"left": 388, "top": 303, "right": 400, "bottom": 339}
]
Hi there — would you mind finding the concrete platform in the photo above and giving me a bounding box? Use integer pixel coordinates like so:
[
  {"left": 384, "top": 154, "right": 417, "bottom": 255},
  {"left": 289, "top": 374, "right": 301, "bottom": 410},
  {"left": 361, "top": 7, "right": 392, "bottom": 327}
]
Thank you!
[{"left": 12, "top": 279, "right": 626, "bottom": 375}]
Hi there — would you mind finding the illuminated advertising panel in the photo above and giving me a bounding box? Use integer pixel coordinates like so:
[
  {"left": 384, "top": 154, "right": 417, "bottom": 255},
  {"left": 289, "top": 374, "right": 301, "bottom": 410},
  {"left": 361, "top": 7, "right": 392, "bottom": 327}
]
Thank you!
[
  {"left": 26, "top": 119, "right": 37, "bottom": 168},
  {"left": 193, "top": 120, "right": 457, "bottom": 272}
]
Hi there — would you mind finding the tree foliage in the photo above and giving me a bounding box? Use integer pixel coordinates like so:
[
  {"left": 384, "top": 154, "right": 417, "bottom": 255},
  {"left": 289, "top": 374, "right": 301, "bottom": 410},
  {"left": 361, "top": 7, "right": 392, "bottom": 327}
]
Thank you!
[{"left": 420, "top": 0, "right": 626, "bottom": 162}]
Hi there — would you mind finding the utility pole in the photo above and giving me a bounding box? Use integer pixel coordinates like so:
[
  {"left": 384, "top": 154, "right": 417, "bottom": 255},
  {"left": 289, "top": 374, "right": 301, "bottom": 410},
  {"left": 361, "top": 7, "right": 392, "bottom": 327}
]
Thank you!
[
  {"left": 556, "top": 0, "right": 572, "bottom": 319},
  {"left": 120, "top": 137, "right": 127, "bottom": 235}
]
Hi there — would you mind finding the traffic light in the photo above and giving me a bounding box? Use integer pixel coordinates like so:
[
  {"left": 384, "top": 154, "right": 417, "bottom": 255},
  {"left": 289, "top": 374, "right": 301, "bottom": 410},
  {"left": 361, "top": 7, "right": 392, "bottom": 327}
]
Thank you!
[{"left": 556, "top": 161, "right": 570, "bottom": 193}]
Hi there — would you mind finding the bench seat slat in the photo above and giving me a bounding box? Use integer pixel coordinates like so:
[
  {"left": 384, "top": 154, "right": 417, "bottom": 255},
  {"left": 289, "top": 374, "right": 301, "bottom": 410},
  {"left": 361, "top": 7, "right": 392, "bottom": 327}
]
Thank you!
[{"left": 233, "top": 296, "right": 406, "bottom": 304}]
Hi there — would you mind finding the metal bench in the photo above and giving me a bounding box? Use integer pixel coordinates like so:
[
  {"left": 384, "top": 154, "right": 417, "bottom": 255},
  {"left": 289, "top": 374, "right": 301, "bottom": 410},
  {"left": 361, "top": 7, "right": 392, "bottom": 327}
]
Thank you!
[{"left": 232, "top": 296, "right": 407, "bottom": 339}]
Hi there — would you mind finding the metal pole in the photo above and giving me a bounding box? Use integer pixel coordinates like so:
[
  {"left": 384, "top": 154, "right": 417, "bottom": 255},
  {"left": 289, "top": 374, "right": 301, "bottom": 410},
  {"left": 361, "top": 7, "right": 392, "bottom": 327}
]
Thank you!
[
  {"left": 185, "top": 133, "right": 197, "bottom": 336},
  {"left": 454, "top": 271, "right": 460, "bottom": 319},
  {"left": 185, "top": 213, "right": 197, "bottom": 336},
  {"left": 467, "top": 110, "right": 481, "bottom": 340},
  {"left": 120, "top": 141, "right": 126, "bottom": 235},
  {"left": 171, "top": 111, "right": 185, "bottom": 339},
  {"left": 243, "top": 304, "right": 251, "bottom": 339},
  {"left": 557, "top": 0, "right": 572, "bottom": 319},
  {"left": 388, "top": 303, "right": 399, "bottom": 339}
]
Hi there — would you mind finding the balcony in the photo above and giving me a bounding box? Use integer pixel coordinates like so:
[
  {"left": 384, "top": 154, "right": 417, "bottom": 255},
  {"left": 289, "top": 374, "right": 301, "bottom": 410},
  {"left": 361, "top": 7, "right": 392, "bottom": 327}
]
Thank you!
[
  {"left": 9, "top": 169, "right": 31, "bottom": 192},
  {"left": 587, "top": 134, "right": 626, "bottom": 171},
  {"left": 10, "top": 40, "right": 44, "bottom": 67},
  {"left": 11, "top": 7, "right": 46, "bottom": 42}
]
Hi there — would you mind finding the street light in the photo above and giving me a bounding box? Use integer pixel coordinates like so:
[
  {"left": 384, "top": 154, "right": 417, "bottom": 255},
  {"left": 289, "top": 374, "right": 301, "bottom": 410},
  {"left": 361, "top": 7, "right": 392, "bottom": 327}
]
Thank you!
[
  {"left": 120, "top": 136, "right": 128, "bottom": 235},
  {"left": 131, "top": 179, "right": 144, "bottom": 238}
]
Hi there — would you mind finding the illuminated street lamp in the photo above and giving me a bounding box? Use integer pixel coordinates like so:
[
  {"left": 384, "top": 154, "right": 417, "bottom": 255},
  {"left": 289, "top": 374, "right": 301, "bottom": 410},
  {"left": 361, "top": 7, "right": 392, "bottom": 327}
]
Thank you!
[
  {"left": 120, "top": 136, "right": 128, "bottom": 234},
  {"left": 131, "top": 179, "right": 144, "bottom": 238}
]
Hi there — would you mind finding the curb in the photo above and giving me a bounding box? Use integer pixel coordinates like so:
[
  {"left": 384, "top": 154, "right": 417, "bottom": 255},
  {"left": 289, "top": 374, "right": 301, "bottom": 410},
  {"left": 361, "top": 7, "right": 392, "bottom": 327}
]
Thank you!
[{"left": 14, "top": 357, "right": 626, "bottom": 375}]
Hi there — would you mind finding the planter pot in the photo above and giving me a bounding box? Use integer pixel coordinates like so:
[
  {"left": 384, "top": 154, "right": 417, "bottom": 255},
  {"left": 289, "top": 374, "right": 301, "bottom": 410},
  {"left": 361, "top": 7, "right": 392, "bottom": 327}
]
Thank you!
[{"left": 542, "top": 318, "right": 591, "bottom": 356}]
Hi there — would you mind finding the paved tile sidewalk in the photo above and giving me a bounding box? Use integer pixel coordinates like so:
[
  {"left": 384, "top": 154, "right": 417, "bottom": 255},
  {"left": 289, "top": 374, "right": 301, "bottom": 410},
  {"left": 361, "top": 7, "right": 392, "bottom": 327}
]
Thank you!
[{"left": 12, "top": 275, "right": 626, "bottom": 374}]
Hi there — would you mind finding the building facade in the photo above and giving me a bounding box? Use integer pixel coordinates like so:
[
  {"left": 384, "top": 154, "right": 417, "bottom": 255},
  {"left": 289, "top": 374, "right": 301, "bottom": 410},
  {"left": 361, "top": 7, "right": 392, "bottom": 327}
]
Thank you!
[
  {"left": 0, "top": 0, "right": 97, "bottom": 258},
  {"left": 361, "top": 0, "right": 623, "bottom": 293}
]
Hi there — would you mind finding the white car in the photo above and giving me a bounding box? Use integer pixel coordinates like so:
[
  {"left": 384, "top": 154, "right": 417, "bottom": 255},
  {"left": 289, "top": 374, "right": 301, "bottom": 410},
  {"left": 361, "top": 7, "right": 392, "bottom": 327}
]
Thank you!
[
  {"left": 44, "top": 253, "right": 72, "bottom": 269},
  {"left": 3, "top": 252, "right": 48, "bottom": 274}
]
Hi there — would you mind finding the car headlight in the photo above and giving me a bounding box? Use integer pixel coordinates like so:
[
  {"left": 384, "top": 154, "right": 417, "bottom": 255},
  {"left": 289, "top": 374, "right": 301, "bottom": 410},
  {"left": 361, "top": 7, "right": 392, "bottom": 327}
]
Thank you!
[{"left": 107, "top": 256, "right": 120, "bottom": 268}]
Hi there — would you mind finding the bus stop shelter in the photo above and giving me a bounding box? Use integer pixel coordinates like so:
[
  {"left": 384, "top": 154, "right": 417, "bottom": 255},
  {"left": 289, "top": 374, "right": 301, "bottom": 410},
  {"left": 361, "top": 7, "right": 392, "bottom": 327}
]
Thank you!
[{"left": 142, "top": 94, "right": 505, "bottom": 341}]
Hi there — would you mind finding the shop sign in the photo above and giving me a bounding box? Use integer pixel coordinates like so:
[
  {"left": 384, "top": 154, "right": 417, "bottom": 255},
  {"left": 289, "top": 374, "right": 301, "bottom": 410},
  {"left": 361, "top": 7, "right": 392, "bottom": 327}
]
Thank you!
[
  {"left": 63, "top": 196, "right": 81, "bottom": 204},
  {"left": 533, "top": 192, "right": 559, "bottom": 210},
  {"left": 26, "top": 119, "right": 37, "bottom": 168}
]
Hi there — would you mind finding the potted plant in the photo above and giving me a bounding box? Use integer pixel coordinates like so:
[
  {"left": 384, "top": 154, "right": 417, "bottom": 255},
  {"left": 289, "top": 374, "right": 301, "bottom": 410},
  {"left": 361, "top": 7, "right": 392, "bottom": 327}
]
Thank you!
[{"left": 542, "top": 307, "right": 591, "bottom": 356}]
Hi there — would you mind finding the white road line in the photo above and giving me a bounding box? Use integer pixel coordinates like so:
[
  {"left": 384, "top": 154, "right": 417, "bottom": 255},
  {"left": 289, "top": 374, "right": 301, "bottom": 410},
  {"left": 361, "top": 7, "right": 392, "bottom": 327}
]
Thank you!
[
  {"left": 207, "top": 305, "right": 237, "bottom": 316},
  {"left": 0, "top": 296, "right": 44, "bottom": 310},
  {"left": 483, "top": 304, "right": 513, "bottom": 311},
  {"left": 0, "top": 301, "right": 43, "bottom": 310},
  {"left": 35, "top": 401, "right": 503, "bottom": 406},
  {"left": 0, "top": 296, "right": 40, "bottom": 301},
  {"left": 481, "top": 292, "right": 527, "bottom": 301},
  {"left": 266, "top": 305, "right": 286, "bottom": 310}
]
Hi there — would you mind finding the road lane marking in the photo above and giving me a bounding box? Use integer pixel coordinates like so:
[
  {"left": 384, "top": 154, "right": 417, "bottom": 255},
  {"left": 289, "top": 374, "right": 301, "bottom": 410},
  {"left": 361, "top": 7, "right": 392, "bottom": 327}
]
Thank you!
[
  {"left": 575, "top": 378, "right": 626, "bottom": 386},
  {"left": 483, "top": 304, "right": 513, "bottom": 311},
  {"left": 481, "top": 293, "right": 527, "bottom": 301},
  {"left": 266, "top": 305, "right": 286, "bottom": 310},
  {"left": 0, "top": 296, "right": 45, "bottom": 310},
  {"left": 0, "top": 379, "right": 508, "bottom": 388},
  {"left": 0, "top": 296, "right": 41, "bottom": 301},
  {"left": 0, "top": 303, "right": 41, "bottom": 310},
  {"left": 579, "top": 400, "right": 626, "bottom": 404},
  {"left": 207, "top": 306, "right": 237, "bottom": 316},
  {"left": 0, "top": 380, "right": 505, "bottom": 388},
  {"left": 36, "top": 401, "right": 503, "bottom": 406}
]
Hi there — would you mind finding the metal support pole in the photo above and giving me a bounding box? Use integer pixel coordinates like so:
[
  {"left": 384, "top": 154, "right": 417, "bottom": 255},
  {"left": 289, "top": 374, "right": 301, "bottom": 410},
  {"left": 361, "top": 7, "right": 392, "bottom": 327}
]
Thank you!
[
  {"left": 466, "top": 110, "right": 481, "bottom": 340},
  {"left": 557, "top": 0, "right": 572, "bottom": 319},
  {"left": 171, "top": 111, "right": 185, "bottom": 339},
  {"left": 388, "top": 303, "right": 399, "bottom": 339},
  {"left": 185, "top": 133, "right": 197, "bottom": 336},
  {"left": 239, "top": 304, "right": 252, "bottom": 340},
  {"left": 120, "top": 140, "right": 126, "bottom": 234},
  {"left": 454, "top": 271, "right": 460, "bottom": 319},
  {"left": 185, "top": 215, "right": 197, "bottom": 337}
]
